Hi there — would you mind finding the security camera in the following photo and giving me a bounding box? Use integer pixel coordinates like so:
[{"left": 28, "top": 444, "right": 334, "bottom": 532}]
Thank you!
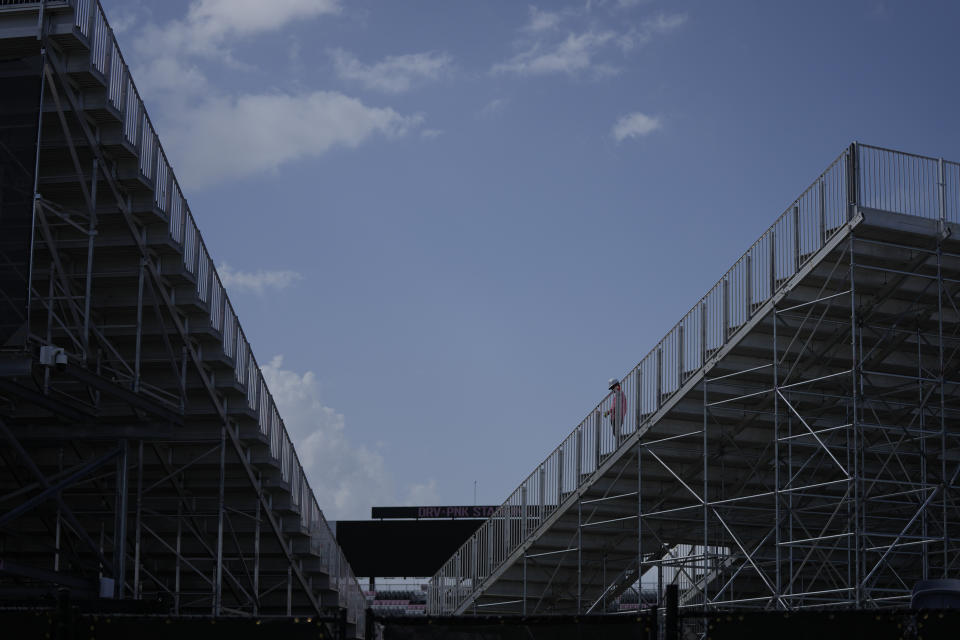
[{"left": 39, "top": 345, "right": 67, "bottom": 372}]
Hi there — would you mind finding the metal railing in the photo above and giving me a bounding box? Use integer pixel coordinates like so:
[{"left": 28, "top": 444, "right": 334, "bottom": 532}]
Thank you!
[
  {"left": 0, "top": 0, "right": 69, "bottom": 6},
  {"left": 41, "top": 0, "right": 367, "bottom": 632},
  {"left": 428, "top": 143, "right": 960, "bottom": 614}
]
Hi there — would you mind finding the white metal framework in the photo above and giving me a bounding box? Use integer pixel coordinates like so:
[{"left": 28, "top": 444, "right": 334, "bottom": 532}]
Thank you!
[
  {"left": 0, "top": 1, "right": 365, "bottom": 635},
  {"left": 429, "top": 144, "right": 960, "bottom": 615}
]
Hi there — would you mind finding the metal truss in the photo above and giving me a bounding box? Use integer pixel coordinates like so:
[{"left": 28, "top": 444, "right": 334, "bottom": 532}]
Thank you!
[
  {"left": 430, "top": 145, "right": 960, "bottom": 617},
  {"left": 0, "top": 2, "right": 365, "bottom": 635}
]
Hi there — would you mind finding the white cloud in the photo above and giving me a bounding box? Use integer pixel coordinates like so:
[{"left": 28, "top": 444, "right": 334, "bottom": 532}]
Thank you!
[
  {"left": 136, "top": 0, "right": 340, "bottom": 62},
  {"left": 133, "top": 55, "right": 209, "bottom": 98},
  {"left": 288, "top": 36, "right": 303, "bottom": 65},
  {"left": 525, "top": 6, "right": 563, "bottom": 32},
  {"left": 492, "top": 30, "right": 617, "bottom": 76},
  {"left": 640, "top": 12, "right": 687, "bottom": 38},
  {"left": 613, "top": 12, "right": 688, "bottom": 52},
  {"left": 494, "top": 7, "right": 687, "bottom": 77},
  {"left": 107, "top": 9, "right": 138, "bottom": 34},
  {"left": 404, "top": 479, "right": 441, "bottom": 505},
  {"left": 124, "top": 1, "right": 424, "bottom": 188},
  {"left": 420, "top": 128, "right": 444, "bottom": 139},
  {"left": 480, "top": 97, "right": 508, "bottom": 117},
  {"left": 164, "top": 91, "right": 422, "bottom": 187},
  {"left": 331, "top": 49, "right": 453, "bottom": 93},
  {"left": 188, "top": 0, "right": 340, "bottom": 36},
  {"left": 612, "top": 111, "right": 661, "bottom": 142},
  {"left": 218, "top": 263, "right": 303, "bottom": 294},
  {"left": 261, "top": 356, "right": 393, "bottom": 521}
]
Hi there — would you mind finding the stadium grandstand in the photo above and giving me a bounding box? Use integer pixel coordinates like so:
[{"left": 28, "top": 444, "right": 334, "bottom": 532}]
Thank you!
[
  {"left": 0, "top": 0, "right": 365, "bottom": 636},
  {"left": 428, "top": 144, "right": 960, "bottom": 616}
]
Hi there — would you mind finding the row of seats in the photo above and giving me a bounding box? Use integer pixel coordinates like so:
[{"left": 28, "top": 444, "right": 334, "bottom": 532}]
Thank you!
[
  {"left": 363, "top": 586, "right": 428, "bottom": 615},
  {"left": 367, "top": 589, "right": 426, "bottom": 602}
]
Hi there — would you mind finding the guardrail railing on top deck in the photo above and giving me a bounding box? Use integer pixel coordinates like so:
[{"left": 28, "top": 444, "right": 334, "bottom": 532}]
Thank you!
[
  {"left": 427, "top": 144, "right": 960, "bottom": 614},
  {"left": 30, "top": 0, "right": 367, "bottom": 631}
]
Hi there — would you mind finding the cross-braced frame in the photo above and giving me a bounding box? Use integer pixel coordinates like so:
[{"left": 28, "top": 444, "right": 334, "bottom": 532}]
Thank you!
[{"left": 430, "top": 145, "right": 960, "bottom": 618}]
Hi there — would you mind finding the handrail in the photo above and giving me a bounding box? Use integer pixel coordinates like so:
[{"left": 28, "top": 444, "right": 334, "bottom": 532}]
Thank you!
[
  {"left": 428, "top": 142, "right": 960, "bottom": 614},
  {"left": 44, "top": 0, "right": 367, "bottom": 631}
]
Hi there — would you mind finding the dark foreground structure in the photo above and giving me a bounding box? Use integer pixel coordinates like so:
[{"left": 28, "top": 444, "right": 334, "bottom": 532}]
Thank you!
[
  {"left": 3, "top": 596, "right": 960, "bottom": 640},
  {"left": 0, "top": 1, "right": 365, "bottom": 635}
]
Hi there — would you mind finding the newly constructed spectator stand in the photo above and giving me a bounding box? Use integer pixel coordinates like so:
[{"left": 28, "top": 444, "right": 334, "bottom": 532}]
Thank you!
[
  {"left": 0, "top": 1, "right": 366, "bottom": 635},
  {"left": 430, "top": 144, "right": 960, "bottom": 618}
]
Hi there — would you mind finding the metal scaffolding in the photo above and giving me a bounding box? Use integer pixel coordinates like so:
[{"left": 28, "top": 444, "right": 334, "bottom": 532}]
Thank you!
[
  {"left": 0, "top": 1, "right": 365, "bottom": 635},
  {"left": 429, "top": 144, "right": 960, "bottom": 615}
]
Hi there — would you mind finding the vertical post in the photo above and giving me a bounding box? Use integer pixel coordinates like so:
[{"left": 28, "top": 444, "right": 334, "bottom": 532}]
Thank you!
[
  {"left": 938, "top": 158, "right": 946, "bottom": 235},
  {"left": 503, "top": 501, "right": 510, "bottom": 563},
  {"left": 793, "top": 205, "right": 801, "bottom": 271},
  {"left": 113, "top": 439, "right": 128, "bottom": 599},
  {"left": 702, "top": 371, "right": 709, "bottom": 610},
  {"left": 700, "top": 302, "right": 707, "bottom": 367},
  {"left": 43, "top": 262, "right": 53, "bottom": 394},
  {"left": 133, "top": 258, "right": 144, "bottom": 391},
  {"left": 937, "top": 240, "right": 947, "bottom": 576},
  {"left": 214, "top": 425, "right": 226, "bottom": 615},
  {"left": 769, "top": 229, "right": 777, "bottom": 296},
  {"left": 577, "top": 496, "right": 582, "bottom": 613},
  {"left": 557, "top": 449, "right": 564, "bottom": 503},
  {"left": 637, "top": 446, "right": 643, "bottom": 607},
  {"left": 576, "top": 429, "right": 583, "bottom": 480},
  {"left": 522, "top": 550, "right": 527, "bottom": 616},
  {"left": 722, "top": 278, "right": 730, "bottom": 343},
  {"left": 819, "top": 178, "right": 826, "bottom": 245},
  {"left": 788, "top": 385, "right": 795, "bottom": 598},
  {"left": 486, "top": 516, "right": 493, "bottom": 586},
  {"left": 602, "top": 554, "right": 607, "bottom": 611},
  {"left": 677, "top": 325, "right": 685, "bottom": 386},
  {"left": 471, "top": 535, "right": 478, "bottom": 593},
  {"left": 133, "top": 440, "right": 143, "bottom": 599},
  {"left": 658, "top": 563, "right": 663, "bottom": 605},
  {"left": 26, "top": 51, "right": 46, "bottom": 335},
  {"left": 85, "top": 0, "right": 95, "bottom": 42},
  {"left": 849, "top": 235, "right": 861, "bottom": 605},
  {"left": 521, "top": 484, "right": 527, "bottom": 616},
  {"left": 918, "top": 327, "right": 929, "bottom": 580},
  {"left": 82, "top": 158, "right": 97, "bottom": 359},
  {"left": 539, "top": 464, "right": 546, "bottom": 524},
  {"left": 635, "top": 368, "right": 644, "bottom": 430},
  {"left": 286, "top": 565, "right": 292, "bottom": 616},
  {"left": 521, "top": 483, "right": 528, "bottom": 539},
  {"left": 745, "top": 253, "right": 753, "bottom": 319},
  {"left": 174, "top": 501, "right": 181, "bottom": 615},
  {"left": 180, "top": 345, "right": 188, "bottom": 412},
  {"left": 253, "top": 473, "right": 261, "bottom": 616},
  {"left": 665, "top": 583, "right": 678, "bottom": 640},
  {"left": 35, "top": 0, "right": 45, "bottom": 38},
  {"left": 54, "top": 448, "right": 62, "bottom": 572},
  {"left": 773, "top": 302, "right": 781, "bottom": 602},
  {"left": 594, "top": 411, "right": 601, "bottom": 470},
  {"left": 656, "top": 347, "right": 663, "bottom": 409},
  {"left": 847, "top": 142, "right": 859, "bottom": 221}
]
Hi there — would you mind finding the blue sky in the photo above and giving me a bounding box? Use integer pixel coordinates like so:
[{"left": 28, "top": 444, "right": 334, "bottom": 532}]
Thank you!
[{"left": 100, "top": 0, "right": 960, "bottom": 519}]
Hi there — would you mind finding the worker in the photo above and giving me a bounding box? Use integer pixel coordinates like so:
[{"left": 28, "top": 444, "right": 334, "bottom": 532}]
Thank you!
[{"left": 604, "top": 377, "right": 627, "bottom": 441}]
